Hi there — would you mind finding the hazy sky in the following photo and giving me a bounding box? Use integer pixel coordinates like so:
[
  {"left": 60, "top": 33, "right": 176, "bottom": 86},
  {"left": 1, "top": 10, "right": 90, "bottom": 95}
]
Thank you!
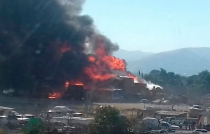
[{"left": 82, "top": 0, "right": 210, "bottom": 52}]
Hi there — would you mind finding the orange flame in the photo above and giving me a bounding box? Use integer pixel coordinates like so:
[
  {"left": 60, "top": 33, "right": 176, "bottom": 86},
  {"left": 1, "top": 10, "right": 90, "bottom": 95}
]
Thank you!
[
  {"left": 96, "top": 43, "right": 126, "bottom": 71},
  {"left": 84, "top": 66, "right": 116, "bottom": 81},
  {"left": 48, "top": 92, "right": 61, "bottom": 99},
  {"left": 63, "top": 38, "right": 138, "bottom": 89},
  {"left": 84, "top": 40, "right": 129, "bottom": 82},
  {"left": 88, "top": 56, "right": 96, "bottom": 62},
  {"left": 65, "top": 81, "right": 69, "bottom": 88},
  {"left": 128, "top": 72, "right": 138, "bottom": 82},
  {"left": 102, "top": 56, "right": 126, "bottom": 70},
  {"left": 69, "top": 80, "right": 84, "bottom": 86}
]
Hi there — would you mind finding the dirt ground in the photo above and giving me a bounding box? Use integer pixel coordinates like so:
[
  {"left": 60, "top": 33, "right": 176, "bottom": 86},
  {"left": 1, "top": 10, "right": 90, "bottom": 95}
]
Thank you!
[
  {"left": 96, "top": 103, "right": 190, "bottom": 111},
  {"left": 0, "top": 95, "right": 88, "bottom": 115},
  {"left": 0, "top": 95, "right": 190, "bottom": 117}
]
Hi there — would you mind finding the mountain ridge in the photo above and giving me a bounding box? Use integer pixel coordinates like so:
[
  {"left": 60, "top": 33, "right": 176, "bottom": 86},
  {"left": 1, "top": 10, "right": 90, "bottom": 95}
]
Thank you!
[
  {"left": 115, "top": 47, "right": 210, "bottom": 75},
  {"left": 113, "top": 49, "right": 153, "bottom": 62}
]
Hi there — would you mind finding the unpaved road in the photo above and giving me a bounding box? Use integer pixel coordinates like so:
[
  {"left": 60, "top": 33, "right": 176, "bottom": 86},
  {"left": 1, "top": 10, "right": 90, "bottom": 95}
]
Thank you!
[{"left": 95, "top": 103, "right": 190, "bottom": 111}]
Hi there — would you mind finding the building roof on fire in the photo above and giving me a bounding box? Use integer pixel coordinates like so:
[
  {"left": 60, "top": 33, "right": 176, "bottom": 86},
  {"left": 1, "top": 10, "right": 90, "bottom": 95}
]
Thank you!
[{"left": 155, "top": 110, "right": 187, "bottom": 116}]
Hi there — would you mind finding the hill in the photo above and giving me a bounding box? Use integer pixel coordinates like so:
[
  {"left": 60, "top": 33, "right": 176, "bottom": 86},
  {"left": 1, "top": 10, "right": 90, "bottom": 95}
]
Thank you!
[
  {"left": 113, "top": 49, "right": 153, "bottom": 62},
  {"left": 186, "top": 47, "right": 210, "bottom": 61},
  {"left": 126, "top": 47, "right": 210, "bottom": 76}
]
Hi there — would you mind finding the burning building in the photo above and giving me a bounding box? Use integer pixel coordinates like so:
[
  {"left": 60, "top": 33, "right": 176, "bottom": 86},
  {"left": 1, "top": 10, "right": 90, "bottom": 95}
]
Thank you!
[
  {"left": 90, "top": 76, "right": 150, "bottom": 102},
  {"left": 114, "top": 76, "right": 149, "bottom": 101},
  {"left": 0, "top": 0, "right": 141, "bottom": 100}
]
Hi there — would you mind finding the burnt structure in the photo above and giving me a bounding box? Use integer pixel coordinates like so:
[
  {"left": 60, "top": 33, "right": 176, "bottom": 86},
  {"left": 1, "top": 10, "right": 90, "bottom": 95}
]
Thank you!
[
  {"left": 63, "top": 85, "right": 85, "bottom": 100},
  {"left": 91, "top": 76, "right": 149, "bottom": 102}
]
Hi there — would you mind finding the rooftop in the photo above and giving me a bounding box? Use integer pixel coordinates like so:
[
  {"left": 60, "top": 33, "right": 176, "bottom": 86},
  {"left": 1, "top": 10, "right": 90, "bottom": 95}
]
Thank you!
[
  {"left": 199, "top": 111, "right": 210, "bottom": 116},
  {"left": 0, "top": 106, "right": 14, "bottom": 110}
]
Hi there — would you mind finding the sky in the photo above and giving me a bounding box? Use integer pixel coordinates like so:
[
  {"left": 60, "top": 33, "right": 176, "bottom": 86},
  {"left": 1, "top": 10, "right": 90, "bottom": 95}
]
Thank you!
[{"left": 82, "top": 0, "right": 210, "bottom": 52}]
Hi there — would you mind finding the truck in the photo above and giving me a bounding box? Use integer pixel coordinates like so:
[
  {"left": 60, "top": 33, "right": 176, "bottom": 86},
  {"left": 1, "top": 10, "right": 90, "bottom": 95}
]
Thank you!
[
  {"left": 163, "top": 117, "right": 185, "bottom": 125},
  {"left": 142, "top": 117, "right": 180, "bottom": 132}
]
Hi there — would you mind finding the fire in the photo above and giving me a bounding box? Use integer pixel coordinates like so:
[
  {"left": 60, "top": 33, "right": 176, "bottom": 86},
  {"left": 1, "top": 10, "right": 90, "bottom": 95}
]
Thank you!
[
  {"left": 128, "top": 72, "right": 138, "bottom": 82},
  {"left": 63, "top": 38, "right": 138, "bottom": 90},
  {"left": 88, "top": 56, "right": 96, "bottom": 62},
  {"left": 69, "top": 80, "right": 84, "bottom": 86},
  {"left": 84, "top": 39, "right": 135, "bottom": 82},
  {"left": 65, "top": 81, "right": 69, "bottom": 88},
  {"left": 95, "top": 43, "right": 126, "bottom": 71},
  {"left": 48, "top": 92, "right": 61, "bottom": 99},
  {"left": 84, "top": 66, "right": 116, "bottom": 81},
  {"left": 102, "top": 56, "right": 126, "bottom": 70}
]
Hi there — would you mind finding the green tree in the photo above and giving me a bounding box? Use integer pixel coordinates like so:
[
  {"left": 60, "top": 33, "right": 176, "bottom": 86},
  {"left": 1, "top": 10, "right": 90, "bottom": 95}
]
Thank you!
[
  {"left": 144, "top": 68, "right": 188, "bottom": 95},
  {"left": 187, "top": 70, "right": 210, "bottom": 96},
  {"left": 88, "top": 106, "right": 133, "bottom": 134},
  {"left": 22, "top": 118, "right": 45, "bottom": 134}
]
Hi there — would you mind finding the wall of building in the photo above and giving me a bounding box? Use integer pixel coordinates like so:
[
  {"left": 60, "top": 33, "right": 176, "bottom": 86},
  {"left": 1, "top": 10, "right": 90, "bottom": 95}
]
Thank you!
[
  {"left": 199, "top": 116, "right": 210, "bottom": 126},
  {"left": 116, "top": 77, "right": 148, "bottom": 101}
]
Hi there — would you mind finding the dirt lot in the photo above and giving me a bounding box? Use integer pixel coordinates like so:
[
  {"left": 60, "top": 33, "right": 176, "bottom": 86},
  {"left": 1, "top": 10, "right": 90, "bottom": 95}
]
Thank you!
[
  {"left": 0, "top": 95, "right": 190, "bottom": 117},
  {"left": 96, "top": 103, "right": 190, "bottom": 111},
  {"left": 0, "top": 95, "right": 88, "bottom": 115}
]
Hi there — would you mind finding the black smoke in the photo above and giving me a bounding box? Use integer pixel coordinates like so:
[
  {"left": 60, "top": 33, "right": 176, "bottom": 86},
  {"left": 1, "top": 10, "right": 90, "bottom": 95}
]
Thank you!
[{"left": 0, "top": 0, "right": 118, "bottom": 95}]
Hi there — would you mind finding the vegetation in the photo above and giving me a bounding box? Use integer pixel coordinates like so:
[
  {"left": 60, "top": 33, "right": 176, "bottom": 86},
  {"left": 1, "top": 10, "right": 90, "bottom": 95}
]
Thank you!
[
  {"left": 22, "top": 118, "right": 45, "bottom": 134},
  {"left": 88, "top": 106, "right": 133, "bottom": 134},
  {"left": 187, "top": 70, "right": 210, "bottom": 95},
  {"left": 144, "top": 68, "right": 210, "bottom": 96}
]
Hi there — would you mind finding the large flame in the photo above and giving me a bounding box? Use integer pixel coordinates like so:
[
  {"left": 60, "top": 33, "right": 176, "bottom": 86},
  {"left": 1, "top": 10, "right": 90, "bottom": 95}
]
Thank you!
[
  {"left": 84, "top": 40, "right": 137, "bottom": 83},
  {"left": 48, "top": 39, "right": 138, "bottom": 99}
]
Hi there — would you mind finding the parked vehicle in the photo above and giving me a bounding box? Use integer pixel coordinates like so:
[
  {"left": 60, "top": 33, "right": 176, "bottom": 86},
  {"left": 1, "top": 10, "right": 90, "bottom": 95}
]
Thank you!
[
  {"left": 153, "top": 99, "right": 161, "bottom": 104},
  {"left": 190, "top": 105, "right": 203, "bottom": 110},
  {"left": 206, "top": 107, "right": 210, "bottom": 111},
  {"left": 159, "top": 121, "right": 179, "bottom": 131},
  {"left": 140, "top": 99, "right": 149, "bottom": 103},
  {"left": 50, "top": 116, "right": 94, "bottom": 126},
  {"left": 72, "top": 113, "right": 83, "bottom": 117},
  {"left": 54, "top": 106, "right": 70, "bottom": 113},
  {"left": 16, "top": 114, "right": 35, "bottom": 125},
  {"left": 193, "top": 129, "right": 208, "bottom": 133},
  {"left": 163, "top": 117, "right": 185, "bottom": 125},
  {"left": 142, "top": 118, "right": 179, "bottom": 131}
]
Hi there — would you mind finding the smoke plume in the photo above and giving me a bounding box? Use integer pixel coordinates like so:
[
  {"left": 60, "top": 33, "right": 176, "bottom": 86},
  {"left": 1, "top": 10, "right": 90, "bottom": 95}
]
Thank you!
[{"left": 0, "top": 0, "right": 124, "bottom": 95}]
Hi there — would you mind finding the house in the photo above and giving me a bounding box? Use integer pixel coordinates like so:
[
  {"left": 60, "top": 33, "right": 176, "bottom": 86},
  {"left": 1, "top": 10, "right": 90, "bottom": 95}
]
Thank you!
[{"left": 198, "top": 111, "right": 210, "bottom": 126}]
